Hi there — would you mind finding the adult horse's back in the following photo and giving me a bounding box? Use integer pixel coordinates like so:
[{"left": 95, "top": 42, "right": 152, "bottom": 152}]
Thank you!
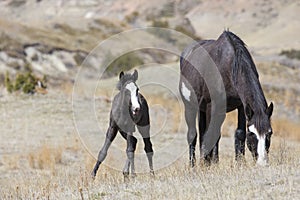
[{"left": 179, "top": 31, "right": 274, "bottom": 167}]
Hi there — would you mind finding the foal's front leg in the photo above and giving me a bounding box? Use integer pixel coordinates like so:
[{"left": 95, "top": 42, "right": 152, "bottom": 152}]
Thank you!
[
  {"left": 91, "top": 125, "right": 118, "bottom": 179},
  {"left": 123, "top": 133, "right": 137, "bottom": 179}
]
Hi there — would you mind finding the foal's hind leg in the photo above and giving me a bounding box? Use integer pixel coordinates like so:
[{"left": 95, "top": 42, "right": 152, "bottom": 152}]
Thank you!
[
  {"left": 137, "top": 125, "right": 154, "bottom": 175},
  {"left": 235, "top": 106, "right": 246, "bottom": 162},
  {"left": 92, "top": 125, "right": 118, "bottom": 179}
]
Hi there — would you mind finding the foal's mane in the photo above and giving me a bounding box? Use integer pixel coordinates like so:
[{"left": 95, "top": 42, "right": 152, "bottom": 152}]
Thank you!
[{"left": 116, "top": 73, "right": 136, "bottom": 90}]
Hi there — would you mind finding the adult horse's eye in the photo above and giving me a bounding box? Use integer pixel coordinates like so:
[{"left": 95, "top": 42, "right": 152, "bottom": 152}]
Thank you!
[{"left": 267, "top": 129, "right": 273, "bottom": 136}]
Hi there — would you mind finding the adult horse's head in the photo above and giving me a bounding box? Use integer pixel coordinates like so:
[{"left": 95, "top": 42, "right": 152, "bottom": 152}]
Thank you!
[
  {"left": 117, "top": 70, "right": 140, "bottom": 116},
  {"left": 246, "top": 102, "right": 274, "bottom": 166}
]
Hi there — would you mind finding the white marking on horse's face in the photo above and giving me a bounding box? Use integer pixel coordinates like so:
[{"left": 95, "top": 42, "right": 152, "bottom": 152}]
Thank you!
[
  {"left": 125, "top": 82, "right": 140, "bottom": 114},
  {"left": 249, "top": 125, "right": 269, "bottom": 166},
  {"left": 181, "top": 82, "right": 191, "bottom": 101}
]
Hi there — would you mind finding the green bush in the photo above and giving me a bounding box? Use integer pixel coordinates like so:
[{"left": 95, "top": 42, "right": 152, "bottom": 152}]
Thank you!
[
  {"left": 4, "top": 71, "right": 47, "bottom": 94},
  {"left": 175, "top": 25, "right": 200, "bottom": 40},
  {"left": 104, "top": 52, "right": 144, "bottom": 77},
  {"left": 4, "top": 71, "right": 13, "bottom": 93},
  {"left": 280, "top": 49, "right": 300, "bottom": 60},
  {"left": 125, "top": 11, "right": 139, "bottom": 23},
  {"left": 151, "top": 20, "right": 169, "bottom": 28}
]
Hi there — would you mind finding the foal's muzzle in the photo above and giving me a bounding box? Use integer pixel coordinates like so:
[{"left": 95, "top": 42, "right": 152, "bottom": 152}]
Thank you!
[{"left": 132, "top": 107, "right": 140, "bottom": 115}]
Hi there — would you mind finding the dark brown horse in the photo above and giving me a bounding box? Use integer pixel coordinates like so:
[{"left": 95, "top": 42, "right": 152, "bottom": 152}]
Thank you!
[
  {"left": 92, "top": 70, "right": 154, "bottom": 179},
  {"left": 179, "top": 31, "right": 273, "bottom": 167}
]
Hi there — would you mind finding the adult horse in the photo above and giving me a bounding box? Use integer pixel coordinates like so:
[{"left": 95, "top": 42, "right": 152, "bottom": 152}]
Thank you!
[
  {"left": 179, "top": 31, "right": 273, "bottom": 167},
  {"left": 91, "top": 70, "right": 154, "bottom": 179}
]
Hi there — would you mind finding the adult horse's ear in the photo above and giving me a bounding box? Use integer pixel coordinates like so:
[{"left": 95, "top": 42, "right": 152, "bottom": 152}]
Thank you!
[
  {"left": 266, "top": 102, "right": 274, "bottom": 118},
  {"left": 119, "top": 71, "right": 124, "bottom": 80},
  {"left": 132, "top": 69, "right": 138, "bottom": 81},
  {"left": 245, "top": 104, "right": 254, "bottom": 121}
]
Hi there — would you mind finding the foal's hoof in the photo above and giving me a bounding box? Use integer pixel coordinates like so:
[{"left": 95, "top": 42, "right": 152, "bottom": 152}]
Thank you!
[
  {"left": 90, "top": 171, "right": 96, "bottom": 180},
  {"left": 131, "top": 173, "right": 137, "bottom": 179},
  {"left": 150, "top": 170, "right": 155, "bottom": 177},
  {"left": 123, "top": 172, "right": 130, "bottom": 182}
]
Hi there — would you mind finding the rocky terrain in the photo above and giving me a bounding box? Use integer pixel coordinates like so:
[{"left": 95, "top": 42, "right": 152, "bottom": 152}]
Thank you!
[{"left": 0, "top": 0, "right": 298, "bottom": 83}]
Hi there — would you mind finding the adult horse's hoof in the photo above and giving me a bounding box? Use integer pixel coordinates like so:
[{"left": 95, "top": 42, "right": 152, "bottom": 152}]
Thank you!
[{"left": 189, "top": 159, "right": 196, "bottom": 168}]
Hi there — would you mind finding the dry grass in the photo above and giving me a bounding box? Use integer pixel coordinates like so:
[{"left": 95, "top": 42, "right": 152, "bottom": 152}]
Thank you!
[
  {"left": 27, "top": 144, "right": 63, "bottom": 171},
  {"left": 1, "top": 137, "right": 299, "bottom": 199},
  {"left": 2, "top": 155, "right": 20, "bottom": 170},
  {"left": 1, "top": 61, "right": 300, "bottom": 199},
  {"left": 272, "top": 119, "right": 300, "bottom": 141},
  {"left": 147, "top": 95, "right": 183, "bottom": 133}
]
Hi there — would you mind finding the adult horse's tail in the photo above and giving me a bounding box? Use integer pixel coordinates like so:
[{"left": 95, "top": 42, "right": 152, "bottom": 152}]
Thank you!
[{"left": 225, "top": 31, "right": 258, "bottom": 86}]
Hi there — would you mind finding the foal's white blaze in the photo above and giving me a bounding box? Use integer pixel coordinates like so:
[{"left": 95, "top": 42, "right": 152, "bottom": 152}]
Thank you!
[
  {"left": 181, "top": 82, "right": 191, "bottom": 101},
  {"left": 125, "top": 82, "right": 140, "bottom": 114},
  {"left": 249, "top": 125, "right": 269, "bottom": 166}
]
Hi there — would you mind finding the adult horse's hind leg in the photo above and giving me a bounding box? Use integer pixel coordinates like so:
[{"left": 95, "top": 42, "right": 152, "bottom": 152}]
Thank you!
[
  {"left": 184, "top": 103, "right": 198, "bottom": 167},
  {"left": 234, "top": 106, "right": 246, "bottom": 162},
  {"left": 199, "top": 110, "right": 212, "bottom": 165},
  {"left": 91, "top": 124, "right": 118, "bottom": 179},
  {"left": 200, "top": 104, "right": 224, "bottom": 165},
  {"left": 137, "top": 125, "right": 154, "bottom": 175}
]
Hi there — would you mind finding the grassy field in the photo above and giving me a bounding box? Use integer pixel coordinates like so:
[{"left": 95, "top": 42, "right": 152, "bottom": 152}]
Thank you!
[{"left": 0, "top": 76, "right": 299, "bottom": 199}]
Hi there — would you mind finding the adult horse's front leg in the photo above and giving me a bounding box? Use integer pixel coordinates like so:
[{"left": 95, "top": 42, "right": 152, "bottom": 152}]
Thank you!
[
  {"left": 137, "top": 125, "right": 154, "bottom": 175},
  {"left": 123, "top": 133, "right": 137, "bottom": 179},
  {"left": 91, "top": 124, "right": 118, "bottom": 179},
  {"left": 234, "top": 105, "right": 246, "bottom": 162}
]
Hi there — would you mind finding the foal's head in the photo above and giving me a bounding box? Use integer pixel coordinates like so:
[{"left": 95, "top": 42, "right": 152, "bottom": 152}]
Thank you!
[
  {"left": 117, "top": 70, "right": 140, "bottom": 115},
  {"left": 246, "top": 103, "right": 274, "bottom": 166}
]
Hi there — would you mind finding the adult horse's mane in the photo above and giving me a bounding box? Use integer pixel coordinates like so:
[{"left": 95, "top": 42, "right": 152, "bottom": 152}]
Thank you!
[
  {"left": 225, "top": 31, "right": 268, "bottom": 133},
  {"left": 224, "top": 31, "right": 258, "bottom": 84}
]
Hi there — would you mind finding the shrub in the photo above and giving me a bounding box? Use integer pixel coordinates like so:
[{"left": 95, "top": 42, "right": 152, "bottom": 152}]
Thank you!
[
  {"left": 280, "top": 49, "right": 300, "bottom": 60},
  {"left": 4, "top": 71, "right": 47, "bottom": 94},
  {"left": 125, "top": 11, "right": 139, "bottom": 23},
  {"left": 104, "top": 52, "right": 144, "bottom": 77},
  {"left": 151, "top": 20, "right": 169, "bottom": 28},
  {"left": 4, "top": 71, "right": 13, "bottom": 93},
  {"left": 175, "top": 25, "right": 200, "bottom": 40}
]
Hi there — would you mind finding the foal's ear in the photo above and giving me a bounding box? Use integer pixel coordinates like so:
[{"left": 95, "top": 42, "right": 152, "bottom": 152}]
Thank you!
[
  {"left": 245, "top": 104, "right": 254, "bottom": 121},
  {"left": 132, "top": 69, "right": 138, "bottom": 81},
  {"left": 266, "top": 102, "right": 274, "bottom": 118},
  {"left": 119, "top": 71, "right": 124, "bottom": 80}
]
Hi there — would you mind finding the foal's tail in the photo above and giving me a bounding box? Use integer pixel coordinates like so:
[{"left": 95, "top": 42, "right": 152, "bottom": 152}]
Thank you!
[{"left": 224, "top": 31, "right": 258, "bottom": 86}]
